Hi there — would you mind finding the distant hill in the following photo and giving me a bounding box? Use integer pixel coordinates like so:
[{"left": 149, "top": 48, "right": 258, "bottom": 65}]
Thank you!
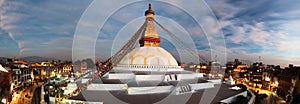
[{"left": 20, "top": 56, "right": 56, "bottom": 62}]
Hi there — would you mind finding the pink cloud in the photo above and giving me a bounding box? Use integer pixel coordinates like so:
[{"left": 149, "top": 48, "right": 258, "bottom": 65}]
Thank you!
[
  {"left": 229, "top": 26, "right": 245, "bottom": 44},
  {"left": 276, "top": 38, "right": 300, "bottom": 50}
]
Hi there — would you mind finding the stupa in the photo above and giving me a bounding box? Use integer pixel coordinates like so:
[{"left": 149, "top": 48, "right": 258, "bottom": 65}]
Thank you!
[
  {"left": 73, "top": 4, "right": 224, "bottom": 104},
  {"left": 114, "top": 3, "right": 183, "bottom": 73}
]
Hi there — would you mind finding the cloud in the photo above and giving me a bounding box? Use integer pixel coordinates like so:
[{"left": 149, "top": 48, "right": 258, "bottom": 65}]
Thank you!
[
  {"left": 247, "top": 22, "right": 271, "bottom": 45},
  {"left": 19, "top": 48, "right": 35, "bottom": 56},
  {"left": 0, "top": 0, "right": 3, "bottom": 5},
  {"left": 205, "top": 0, "right": 300, "bottom": 66},
  {"left": 205, "top": 0, "right": 239, "bottom": 20},
  {"left": 0, "top": 0, "right": 300, "bottom": 66},
  {"left": 228, "top": 26, "right": 245, "bottom": 44},
  {"left": 44, "top": 37, "right": 73, "bottom": 47},
  {"left": 0, "top": 25, "right": 19, "bottom": 57},
  {"left": 0, "top": 0, "right": 92, "bottom": 58},
  {"left": 276, "top": 37, "right": 300, "bottom": 50}
]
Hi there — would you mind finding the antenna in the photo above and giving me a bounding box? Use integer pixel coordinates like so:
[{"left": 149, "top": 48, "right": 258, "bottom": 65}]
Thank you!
[{"left": 258, "top": 56, "right": 261, "bottom": 62}]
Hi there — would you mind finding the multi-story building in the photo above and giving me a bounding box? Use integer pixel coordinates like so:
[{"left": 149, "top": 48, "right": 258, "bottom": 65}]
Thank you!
[
  {"left": 11, "top": 68, "right": 32, "bottom": 88},
  {"left": 41, "top": 62, "right": 54, "bottom": 66},
  {"left": 277, "top": 65, "right": 300, "bottom": 101},
  {"left": 224, "top": 59, "right": 250, "bottom": 83},
  {"left": 31, "top": 66, "right": 47, "bottom": 81},
  {"left": 13, "top": 59, "right": 28, "bottom": 68},
  {"left": 210, "top": 61, "right": 223, "bottom": 79},
  {"left": 249, "top": 62, "right": 264, "bottom": 88},
  {"left": 187, "top": 63, "right": 208, "bottom": 74},
  {"left": 0, "top": 64, "right": 12, "bottom": 103},
  {"left": 62, "top": 64, "right": 72, "bottom": 73},
  {"left": 73, "top": 62, "right": 88, "bottom": 75}
]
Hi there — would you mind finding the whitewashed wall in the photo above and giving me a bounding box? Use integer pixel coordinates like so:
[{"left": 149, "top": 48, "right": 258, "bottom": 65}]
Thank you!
[
  {"left": 127, "top": 86, "right": 174, "bottom": 95},
  {"left": 87, "top": 84, "right": 128, "bottom": 91},
  {"left": 189, "top": 83, "right": 214, "bottom": 90},
  {"left": 108, "top": 73, "right": 135, "bottom": 80}
]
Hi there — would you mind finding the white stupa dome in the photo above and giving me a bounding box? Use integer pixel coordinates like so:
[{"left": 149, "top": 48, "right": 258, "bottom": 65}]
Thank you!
[
  {"left": 116, "top": 4, "right": 179, "bottom": 68},
  {"left": 118, "top": 46, "right": 178, "bottom": 66}
]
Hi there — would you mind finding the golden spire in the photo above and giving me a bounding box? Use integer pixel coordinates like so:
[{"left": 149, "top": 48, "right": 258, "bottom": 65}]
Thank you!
[
  {"left": 139, "top": 3, "right": 160, "bottom": 47},
  {"left": 145, "top": 3, "right": 155, "bottom": 16}
]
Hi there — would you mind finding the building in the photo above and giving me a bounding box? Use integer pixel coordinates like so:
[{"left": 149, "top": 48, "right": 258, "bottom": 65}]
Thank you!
[
  {"left": 13, "top": 59, "right": 28, "bottom": 68},
  {"left": 80, "top": 62, "right": 87, "bottom": 73},
  {"left": 11, "top": 68, "right": 32, "bottom": 88},
  {"left": 249, "top": 62, "right": 264, "bottom": 88},
  {"left": 209, "top": 61, "right": 224, "bottom": 79},
  {"left": 41, "top": 62, "right": 53, "bottom": 66},
  {"left": 62, "top": 64, "right": 73, "bottom": 73},
  {"left": 30, "top": 63, "right": 42, "bottom": 67},
  {"left": 0, "top": 64, "right": 12, "bottom": 103},
  {"left": 31, "top": 66, "right": 47, "bottom": 81},
  {"left": 277, "top": 66, "right": 300, "bottom": 101},
  {"left": 72, "top": 61, "right": 87, "bottom": 75}
]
